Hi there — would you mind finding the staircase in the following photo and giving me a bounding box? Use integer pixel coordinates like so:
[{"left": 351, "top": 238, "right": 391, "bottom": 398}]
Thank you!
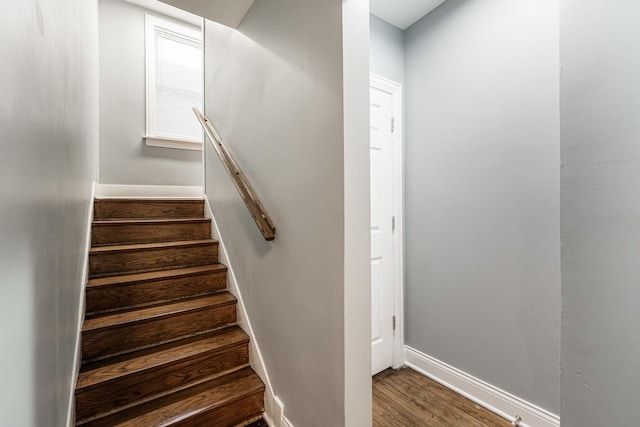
[{"left": 75, "top": 199, "right": 265, "bottom": 427}]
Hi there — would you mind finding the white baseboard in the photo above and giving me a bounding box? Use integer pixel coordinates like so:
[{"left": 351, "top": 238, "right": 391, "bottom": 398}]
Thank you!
[
  {"left": 262, "top": 413, "right": 275, "bottom": 427},
  {"left": 262, "top": 413, "right": 293, "bottom": 427},
  {"left": 95, "top": 184, "right": 203, "bottom": 199},
  {"left": 404, "top": 346, "right": 560, "bottom": 427},
  {"left": 203, "top": 196, "right": 285, "bottom": 426},
  {"left": 66, "top": 181, "right": 96, "bottom": 427}
]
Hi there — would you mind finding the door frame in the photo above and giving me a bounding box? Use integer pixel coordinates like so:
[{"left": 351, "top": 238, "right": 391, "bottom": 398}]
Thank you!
[{"left": 370, "top": 73, "right": 405, "bottom": 369}]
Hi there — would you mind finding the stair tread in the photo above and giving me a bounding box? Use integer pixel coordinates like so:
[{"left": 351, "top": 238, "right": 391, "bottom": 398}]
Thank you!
[
  {"left": 89, "top": 239, "right": 217, "bottom": 253},
  {"left": 83, "top": 293, "right": 236, "bottom": 332},
  {"left": 93, "top": 218, "right": 209, "bottom": 225},
  {"left": 77, "top": 326, "right": 249, "bottom": 390},
  {"left": 87, "top": 265, "right": 227, "bottom": 288},
  {"left": 85, "top": 367, "right": 264, "bottom": 427}
]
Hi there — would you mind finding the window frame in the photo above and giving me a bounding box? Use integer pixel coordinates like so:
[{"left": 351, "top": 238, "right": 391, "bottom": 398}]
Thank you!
[{"left": 144, "top": 14, "right": 203, "bottom": 150}]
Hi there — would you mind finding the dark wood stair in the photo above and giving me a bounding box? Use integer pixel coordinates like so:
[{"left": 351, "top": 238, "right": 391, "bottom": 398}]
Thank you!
[
  {"left": 75, "top": 198, "right": 264, "bottom": 426},
  {"left": 92, "top": 218, "right": 212, "bottom": 246},
  {"left": 89, "top": 239, "right": 219, "bottom": 278},
  {"left": 86, "top": 264, "right": 228, "bottom": 314}
]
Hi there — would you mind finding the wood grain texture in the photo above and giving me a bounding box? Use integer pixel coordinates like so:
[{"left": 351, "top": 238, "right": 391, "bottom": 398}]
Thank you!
[
  {"left": 76, "top": 330, "right": 249, "bottom": 421},
  {"left": 89, "top": 239, "right": 218, "bottom": 278},
  {"left": 92, "top": 218, "right": 211, "bottom": 246},
  {"left": 81, "top": 294, "right": 237, "bottom": 361},
  {"left": 76, "top": 198, "right": 264, "bottom": 426},
  {"left": 194, "top": 109, "right": 276, "bottom": 241},
  {"left": 80, "top": 367, "right": 265, "bottom": 427},
  {"left": 373, "top": 368, "right": 512, "bottom": 427},
  {"left": 94, "top": 199, "right": 204, "bottom": 220},
  {"left": 86, "top": 265, "right": 227, "bottom": 315}
]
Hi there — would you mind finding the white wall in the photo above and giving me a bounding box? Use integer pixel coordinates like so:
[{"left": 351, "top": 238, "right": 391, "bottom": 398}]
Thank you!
[
  {"left": 370, "top": 14, "right": 404, "bottom": 85},
  {"left": 203, "top": 0, "right": 354, "bottom": 424},
  {"left": 0, "top": 0, "right": 99, "bottom": 425},
  {"left": 560, "top": 1, "right": 640, "bottom": 424},
  {"left": 404, "top": 0, "right": 560, "bottom": 413},
  {"left": 343, "top": 1, "right": 372, "bottom": 426},
  {"left": 99, "top": 0, "right": 203, "bottom": 186}
]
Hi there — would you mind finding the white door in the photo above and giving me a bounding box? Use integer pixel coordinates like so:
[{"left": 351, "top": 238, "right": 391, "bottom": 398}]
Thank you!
[{"left": 370, "top": 80, "right": 395, "bottom": 375}]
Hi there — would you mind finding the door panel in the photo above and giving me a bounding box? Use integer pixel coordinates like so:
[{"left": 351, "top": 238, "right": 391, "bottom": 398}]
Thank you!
[{"left": 370, "top": 85, "right": 395, "bottom": 375}]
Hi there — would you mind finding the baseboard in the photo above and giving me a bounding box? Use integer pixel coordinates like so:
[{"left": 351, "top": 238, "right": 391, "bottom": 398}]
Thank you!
[
  {"left": 95, "top": 184, "right": 204, "bottom": 199},
  {"left": 203, "top": 195, "right": 286, "bottom": 426},
  {"left": 262, "top": 414, "right": 293, "bottom": 427},
  {"left": 262, "top": 413, "right": 275, "bottom": 427},
  {"left": 66, "top": 181, "right": 96, "bottom": 427},
  {"left": 404, "top": 346, "right": 560, "bottom": 427}
]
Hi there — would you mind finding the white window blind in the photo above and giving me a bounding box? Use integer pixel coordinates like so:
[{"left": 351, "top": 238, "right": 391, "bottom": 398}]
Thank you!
[{"left": 146, "top": 16, "right": 203, "bottom": 143}]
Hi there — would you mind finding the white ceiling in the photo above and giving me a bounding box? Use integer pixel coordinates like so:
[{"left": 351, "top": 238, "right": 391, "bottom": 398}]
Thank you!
[{"left": 370, "top": 0, "right": 447, "bottom": 30}]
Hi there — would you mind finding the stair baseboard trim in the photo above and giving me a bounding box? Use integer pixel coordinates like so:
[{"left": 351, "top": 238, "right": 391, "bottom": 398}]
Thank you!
[
  {"left": 66, "top": 180, "right": 96, "bottom": 427},
  {"left": 204, "top": 195, "right": 277, "bottom": 424},
  {"left": 263, "top": 408, "right": 293, "bottom": 427},
  {"left": 262, "top": 413, "right": 275, "bottom": 427},
  {"left": 95, "top": 184, "right": 204, "bottom": 199},
  {"left": 404, "top": 346, "right": 560, "bottom": 427}
]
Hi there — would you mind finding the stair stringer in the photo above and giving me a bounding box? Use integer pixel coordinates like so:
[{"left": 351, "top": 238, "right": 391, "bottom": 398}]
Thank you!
[
  {"left": 66, "top": 181, "right": 96, "bottom": 427},
  {"left": 203, "top": 195, "right": 279, "bottom": 426}
]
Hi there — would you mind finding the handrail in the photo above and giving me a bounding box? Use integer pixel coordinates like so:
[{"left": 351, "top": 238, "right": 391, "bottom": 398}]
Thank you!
[{"left": 193, "top": 108, "right": 276, "bottom": 241}]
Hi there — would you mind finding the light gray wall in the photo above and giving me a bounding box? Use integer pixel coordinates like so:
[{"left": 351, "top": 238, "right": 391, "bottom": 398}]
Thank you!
[
  {"left": 203, "top": 0, "right": 350, "bottom": 425},
  {"left": 560, "top": 1, "right": 640, "bottom": 424},
  {"left": 404, "top": 0, "right": 560, "bottom": 413},
  {"left": 99, "top": 0, "right": 202, "bottom": 186},
  {"left": 0, "top": 0, "right": 99, "bottom": 426},
  {"left": 370, "top": 14, "right": 404, "bottom": 84}
]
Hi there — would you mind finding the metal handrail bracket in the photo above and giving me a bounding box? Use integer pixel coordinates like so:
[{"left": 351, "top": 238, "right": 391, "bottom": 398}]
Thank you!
[{"left": 193, "top": 108, "right": 276, "bottom": 241}]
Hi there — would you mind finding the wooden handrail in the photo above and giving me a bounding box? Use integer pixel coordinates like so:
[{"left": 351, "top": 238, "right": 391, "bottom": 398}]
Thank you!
[{"left": 193, "top": 108, "right": 276, "bottom": 241}]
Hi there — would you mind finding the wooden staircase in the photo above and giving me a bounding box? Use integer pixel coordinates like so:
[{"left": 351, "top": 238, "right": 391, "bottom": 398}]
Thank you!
[{"left": 75, "top": 199, "right": 265, "bottom": 427}]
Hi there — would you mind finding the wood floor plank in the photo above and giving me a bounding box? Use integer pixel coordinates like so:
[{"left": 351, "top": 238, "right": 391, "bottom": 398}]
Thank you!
[
  {"left": 373, "top": 367, "right": 512, "bottom": 427},
  {"left": 384, "top": 371, "right": 487, "bottom": 426}
]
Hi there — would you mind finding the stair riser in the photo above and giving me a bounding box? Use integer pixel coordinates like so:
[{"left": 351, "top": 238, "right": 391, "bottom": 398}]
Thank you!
[
  {"left": 92, "top": 222, "right": 211, "bottom": 246},
  {"left": 86, "top": 271, "right": 227, "bottom": 314},
  {"left": 175, "top": 392, "right": 265, "bottom": 427},
  {"left": 89, "top": 244, "right": 218, "bottom": 278},
  {"left": 76, "top": 343, "right": 249, "bottom": 421},
  {"left": 82, "top": 305, "right": 237, "bottom": 361},
  {"left": 94, "top": 200, "right": 204, "bottom": 220}
]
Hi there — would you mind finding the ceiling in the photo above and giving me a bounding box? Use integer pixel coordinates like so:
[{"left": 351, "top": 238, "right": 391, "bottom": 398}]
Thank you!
[{"left": 370, "top": 0, "right": 447, "bottom": 30}]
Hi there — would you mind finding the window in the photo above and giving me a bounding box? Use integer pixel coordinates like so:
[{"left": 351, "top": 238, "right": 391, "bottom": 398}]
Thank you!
[{"left": 145, "top": 15, "right": 203, "bottom": 149}]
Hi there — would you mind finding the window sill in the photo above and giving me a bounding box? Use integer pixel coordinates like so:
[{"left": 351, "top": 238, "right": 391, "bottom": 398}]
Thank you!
[{"left": 145, "top": 136, "right": 203, "bottom": 151}]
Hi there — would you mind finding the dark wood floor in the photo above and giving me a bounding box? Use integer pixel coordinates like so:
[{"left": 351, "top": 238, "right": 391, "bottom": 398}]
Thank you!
[{"left": 373, "top": 368, "right": 512, "bottom": 426}]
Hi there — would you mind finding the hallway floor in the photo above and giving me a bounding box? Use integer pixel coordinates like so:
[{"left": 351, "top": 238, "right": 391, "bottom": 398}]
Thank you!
[{"left": 373, "top": 367, "right": 512, "bottom": 426}]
